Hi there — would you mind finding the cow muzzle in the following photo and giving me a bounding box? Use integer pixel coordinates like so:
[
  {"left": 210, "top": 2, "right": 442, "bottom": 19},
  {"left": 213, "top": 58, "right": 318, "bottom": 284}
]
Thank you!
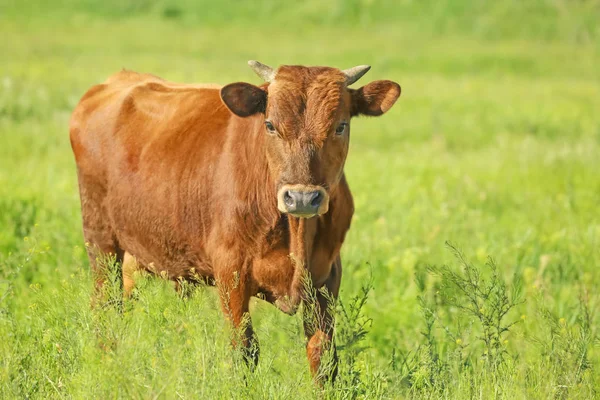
[{"left": 277, "top": 184, "right": 329, "bottom": 218}]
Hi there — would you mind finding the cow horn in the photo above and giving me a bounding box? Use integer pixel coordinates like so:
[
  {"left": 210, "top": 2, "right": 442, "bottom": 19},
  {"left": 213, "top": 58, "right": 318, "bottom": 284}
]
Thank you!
[
  {"left": 248, "top": 60, "right": 275, "bottom": 82},
  {"left": 343, "top": 65, "right": 371, "bottom": 86}
]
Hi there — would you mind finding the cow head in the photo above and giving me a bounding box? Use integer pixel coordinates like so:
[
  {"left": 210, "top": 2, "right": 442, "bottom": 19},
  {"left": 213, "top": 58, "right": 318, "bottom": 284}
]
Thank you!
[{"left": 220, "top": 61, "right": 401, "bottom": 218}]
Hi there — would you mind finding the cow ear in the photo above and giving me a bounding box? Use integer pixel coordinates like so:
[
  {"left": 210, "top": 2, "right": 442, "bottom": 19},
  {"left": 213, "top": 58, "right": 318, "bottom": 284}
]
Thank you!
[
  {"left": 351, "top": 80, "right": 401, "bottom": 117},
  {"left": 221, "top": 82, "right": 266, "bottom": 117}
]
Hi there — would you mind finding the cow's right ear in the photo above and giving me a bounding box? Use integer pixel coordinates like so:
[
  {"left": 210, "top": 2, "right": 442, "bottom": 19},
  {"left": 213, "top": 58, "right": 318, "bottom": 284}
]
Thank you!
[{"left": 220, "top": 82, "right": 266, "bottom": 117}]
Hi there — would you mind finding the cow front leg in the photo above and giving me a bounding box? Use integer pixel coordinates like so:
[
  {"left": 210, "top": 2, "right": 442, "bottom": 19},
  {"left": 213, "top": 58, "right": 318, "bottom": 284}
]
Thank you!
[
  {"left": 304, "top": 257, "right": 342, "bottom": 384},
  {"left": 216, "top": 269, "right": 259, "bottom": 368}
]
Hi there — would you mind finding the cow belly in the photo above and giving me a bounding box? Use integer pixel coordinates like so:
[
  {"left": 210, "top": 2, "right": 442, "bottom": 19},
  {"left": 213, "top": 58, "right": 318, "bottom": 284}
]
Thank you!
[
  {"left": 116, "top": 230, "right": 212, "bottom": 282},
  {"left": 105, "top": 191, "right": 213, "bottom": 282}
]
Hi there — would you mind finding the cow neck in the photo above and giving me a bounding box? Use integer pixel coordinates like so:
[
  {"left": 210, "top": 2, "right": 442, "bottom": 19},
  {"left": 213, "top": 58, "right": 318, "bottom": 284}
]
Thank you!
[
  {"left": 237, "top": 116, "right": 280, "bottom": 237},
  {"left": 286, "top": 216, "right": 319, "bottom": 304},
  {"left": 288, "top": 216, "right": 307, "bottom": 264}
]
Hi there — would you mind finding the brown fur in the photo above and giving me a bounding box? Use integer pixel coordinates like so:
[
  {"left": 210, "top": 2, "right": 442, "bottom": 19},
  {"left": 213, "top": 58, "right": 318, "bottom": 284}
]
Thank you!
[{"left": 70, "top": 65, "right": 400, "bottom": 382}]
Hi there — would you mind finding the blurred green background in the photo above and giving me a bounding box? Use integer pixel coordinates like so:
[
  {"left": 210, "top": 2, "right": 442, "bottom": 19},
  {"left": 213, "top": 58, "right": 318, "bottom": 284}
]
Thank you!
[{"left": 1, "top": 0, "right": 600, "bottom": 398}]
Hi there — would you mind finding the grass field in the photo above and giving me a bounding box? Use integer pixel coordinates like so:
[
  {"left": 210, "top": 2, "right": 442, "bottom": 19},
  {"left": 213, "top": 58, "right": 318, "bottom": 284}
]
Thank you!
[{"left": 1, "top": 0, "right": 600, "bottom": 398}]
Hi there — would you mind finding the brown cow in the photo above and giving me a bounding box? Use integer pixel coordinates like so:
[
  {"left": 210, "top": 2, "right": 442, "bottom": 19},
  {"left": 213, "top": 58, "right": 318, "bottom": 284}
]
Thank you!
[{"left": 69, "top": 61, "right": 400, "bottom": 381}]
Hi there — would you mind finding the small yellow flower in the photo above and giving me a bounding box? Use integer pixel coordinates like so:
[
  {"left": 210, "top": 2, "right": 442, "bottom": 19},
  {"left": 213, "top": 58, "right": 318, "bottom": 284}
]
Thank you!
[
  {"left": 456, "top": 338, "right": 462, "bottom": 345},
  {"left": 521, "top": 314, "right": 526, "bottom": 320},
  {"left": 523, "top": 267, "right": 536, "bottom": 283},
  {"left": 559, "top": 318, "right": 566, "bottom": 325}
]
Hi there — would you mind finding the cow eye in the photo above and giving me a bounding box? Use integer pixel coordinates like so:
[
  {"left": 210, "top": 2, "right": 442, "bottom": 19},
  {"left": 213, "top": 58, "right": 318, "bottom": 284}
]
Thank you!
[
  {"left": 335, "top": 122, "right": 347, "bottom": 135},
  {"left": 265, "top": 121, "right": 276, "bottom": 134}
]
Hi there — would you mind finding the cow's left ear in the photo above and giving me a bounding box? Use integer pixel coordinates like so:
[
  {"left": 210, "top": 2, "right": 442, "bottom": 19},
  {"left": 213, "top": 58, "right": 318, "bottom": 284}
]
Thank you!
[
  {"left": 351, "top": 80, "right": 401, "bottom": 117},
  {"left": 221, "top": 82, "right": 267, "bottom": 117}
]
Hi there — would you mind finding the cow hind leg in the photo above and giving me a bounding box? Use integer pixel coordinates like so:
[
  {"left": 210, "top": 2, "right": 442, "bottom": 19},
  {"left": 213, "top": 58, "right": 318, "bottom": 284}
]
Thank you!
[
  {"left": 77, "top": 172, "right": 124, "bottom": 303},
  {"left": 122, "top": 252, "right": 141, "bottom": 297}
]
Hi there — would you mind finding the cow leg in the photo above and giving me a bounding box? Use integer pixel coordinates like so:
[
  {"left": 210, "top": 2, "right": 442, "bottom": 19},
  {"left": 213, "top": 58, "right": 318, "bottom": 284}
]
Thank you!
[
  {"left": 304, "top": 256, "right": 342, "bottom": 384},
  {"left": 77, "top": 172, "right": 124, "bottom": 303},
  {"left": 216, "top": 268, "right": 259, "bottom": 368},
  {"left": 122, "top": 252, "right": 140, "bottom": 297}
]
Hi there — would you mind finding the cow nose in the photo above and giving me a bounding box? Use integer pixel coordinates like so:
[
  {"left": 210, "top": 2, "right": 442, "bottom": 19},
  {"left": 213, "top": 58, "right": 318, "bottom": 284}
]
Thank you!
[
  {"left": 277, "top": 185, "right": 330, "bottom": 217},
  {"left": 284, "top": 190, "right": 322, "bottom": 211},
  {"left": 281, "top": 189, "right": 326, "bottom": 217}
]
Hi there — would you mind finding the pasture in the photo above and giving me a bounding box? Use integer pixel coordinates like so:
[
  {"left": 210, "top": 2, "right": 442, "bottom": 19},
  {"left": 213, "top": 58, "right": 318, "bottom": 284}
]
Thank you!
[{"left": 1, "top": 0, "right": 600, "bottom": 398}]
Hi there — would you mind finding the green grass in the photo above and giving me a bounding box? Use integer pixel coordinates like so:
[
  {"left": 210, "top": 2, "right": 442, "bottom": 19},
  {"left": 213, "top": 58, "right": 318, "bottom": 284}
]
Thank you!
[{"left": 1, "top": 0, "right": 600, "bottom": 398}]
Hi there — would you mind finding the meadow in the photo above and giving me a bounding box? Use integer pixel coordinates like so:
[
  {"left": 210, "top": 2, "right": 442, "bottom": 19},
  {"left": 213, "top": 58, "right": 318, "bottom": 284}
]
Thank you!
[{"left": 1, "top": 0, "right": 600, "bottom": 398}]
